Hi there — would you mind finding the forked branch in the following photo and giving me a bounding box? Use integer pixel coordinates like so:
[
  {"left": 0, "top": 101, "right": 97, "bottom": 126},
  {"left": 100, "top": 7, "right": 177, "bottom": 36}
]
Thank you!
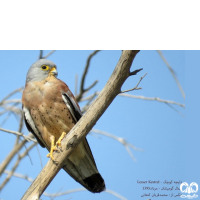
[
  {"left": 76, "top": 50, "right": 100, "bottom": 101},
  {"left": 121, "top": 73, "right": 147, "bottom": 93}
]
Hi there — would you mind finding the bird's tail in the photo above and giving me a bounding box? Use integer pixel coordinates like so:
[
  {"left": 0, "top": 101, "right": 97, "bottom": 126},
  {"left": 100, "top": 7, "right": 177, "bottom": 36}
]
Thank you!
[{"left": 63, "top": 139, "right": 105, "bottom": 193}]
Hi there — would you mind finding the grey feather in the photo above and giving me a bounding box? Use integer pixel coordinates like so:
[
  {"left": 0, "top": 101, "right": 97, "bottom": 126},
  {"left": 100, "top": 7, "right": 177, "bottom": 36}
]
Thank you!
[{"left": 26, "top": 59, "right": 57, "bottom": 83}]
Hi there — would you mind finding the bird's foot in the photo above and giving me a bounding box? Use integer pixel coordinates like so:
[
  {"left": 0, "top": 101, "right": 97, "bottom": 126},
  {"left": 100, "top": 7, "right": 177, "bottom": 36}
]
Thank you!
[
  {"left": 47, "top": 136, "right": 57, "bottom": 161},
  {"left": 56, "top": 132, "right": 67, "bottom": 148}
]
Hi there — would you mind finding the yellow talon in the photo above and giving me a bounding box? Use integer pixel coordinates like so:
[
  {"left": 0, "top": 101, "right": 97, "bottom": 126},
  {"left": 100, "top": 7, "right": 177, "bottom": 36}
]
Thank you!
[
  {"left": 56, "top": 132, "right": 67, "bottom": 148},
  {"left": 47, "top": 136, "right": 57, "bottom": 161}
]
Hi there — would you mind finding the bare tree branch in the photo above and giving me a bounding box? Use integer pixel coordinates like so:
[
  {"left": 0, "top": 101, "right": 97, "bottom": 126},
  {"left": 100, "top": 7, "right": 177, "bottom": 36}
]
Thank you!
[
  {"left": 0, "top": 143, "right": 36, "bottom": 190},
  {"left": 165, "top": 102, "right": 185, "bottom": 117},
  {"left": 43, "top": 50, "right": 56, "bottom": 59},
  {"left": 79, "top": 92, "right": 98, "bottom": 102},
  {"left": 4, "top": 170, "right": 127, "bottom": 200},
  {"left": 119, "top": 93, "right": 185, "bottom": 108},
  {"left": 80, "top": 71, "right": 147, "bottom": 112},
  {"left": 0, "top": 99, "right": 22, "bottom": 105},
  {"left": 15, "top": 112, "right": 24, "bottom": 145},
  {"left": 0, "top": 112, "right": 12, "bottom": 127},
  {"left": 4, "top": 170, "right": 34, "bottom": 182},
  {"left": 81, "top": 92, "right": 98, "bottom": 113},
  {"left": 80, "top": 89, "right": 185, "bottom": 114},
  {"left": 36, "top": 144, "right": 43, "bottom": 169},
  {"left": 91, "top": 129, "right": 143, "bottom": 161},
  {"left": 0, "top": 104, "right": 22, "bottom": 116},
  {"left": 39, "top": 50, "right": 56, "bottom": 59},
  {"left": 21, "top": 50, "right": 140, "bottom": 200},
  {"left": 39, "top": 50, "right": 43, "bottom": 59},
  {"left": 121, "top": 73, "right": 147, "bottom": 93},
  {"left": 157, "top": 50, "right": 185, "bottom": 99},
  {"left": 76, "top": 50, "right": 100, "bottom": 101},
  {"left": 0, "top": 127, "right": 37, "bottom": 143},
  {"left": 44, "top": 188, "right": 128, "bottom": 200},
  {"left": 129, "top": 68, "right": 143, "bottom": 76},
  {"left": 0, "top": 87, "right": 23, "bottom": 104},
  {"left": 105, "top": 189, "right": 128, "bottom": 200},
  {"left": 0, "top": 133, "right": 34, "bottom": 176}
]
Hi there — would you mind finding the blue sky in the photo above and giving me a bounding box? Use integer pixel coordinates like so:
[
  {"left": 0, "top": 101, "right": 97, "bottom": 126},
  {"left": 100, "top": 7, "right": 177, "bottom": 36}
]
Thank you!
[{"left": 0, "top": 50, "right": 190, "bottom": 200}]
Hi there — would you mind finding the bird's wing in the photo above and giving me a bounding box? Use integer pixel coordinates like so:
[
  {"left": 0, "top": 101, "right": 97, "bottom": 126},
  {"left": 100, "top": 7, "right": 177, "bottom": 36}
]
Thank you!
[
  {"left": 61, "top": 90, "right": 105, "bottom": 193},
  {"left": 22, "top": 105, "right": 49, "bottom": 149},
  {"left": 62, "top": 91, "right": 82, "bottom": 122},
  {"left": 62, "top": 90, "right": 97, "bottom": 166}
]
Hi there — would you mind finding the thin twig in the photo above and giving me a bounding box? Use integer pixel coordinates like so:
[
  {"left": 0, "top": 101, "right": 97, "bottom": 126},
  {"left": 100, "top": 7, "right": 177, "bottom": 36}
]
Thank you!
[
  {"left": 85, "top": 80, "right": 98, "bottom": 91},
  {"left": 91, "top": 129, "right": 143, "bottom": 161},
  {"left": 0, "top": 99, "right": 22, "bottom": 105},
  {"left": 15, "top": 112, "right": 24, "bottom": 145},
  {"left": 80, "top": 71, "right": 147, "bottom": 109},
  {"left": 0, "top": 104, "right": 22, "bottom": 116},
  {"left": 105, "top": 189, "right": 128, "bottom": 200},
  {"left": 44, "top": 188, "right": 128, "bottom": 200},
  {"left": 129, "top": 68, "right": 143, "bottom": 76},
  {"left": 76, "top": 50, "right": 100, "bottom": 101},
  {"left": 0, "top": 143, "right": 36, "bottom": 190},
  {"left": 0, "top": 127, "right": 37, "bottom": 143},
  {"left": 3, "top": 171, "right": 127, "bottom": 200},
  {"left": 39, "top": 50, "right": 43, "bottom": 59},
  {"left": 0, "top": 135, "right": 32, "bottom": 176},
  {"left": 165, "top": 102, "right": 185, "bottom": 117},
  {"left": 81, "top": 91, "right": 185, "bottom": 111},
  {"left": 121, "top": 73, "right": 147, "bottom": 93},
  {"left": 0, "top": 87, "right": 23, "bottom": 104},
  {"left": 36, "top": 144, "right": 43, "bottom": 169},
  {"left": 81, "top": 50, "right": 99, "bottom": 91},
  {"left": 81, "top": 92, "right": 98, "bottom": 112},
  {"left": 49, "top": 187, "right": 64, "bottom": 200},
  {"left": 3, "top": 170, "right": 34, "bottom": 182},
  {"left": 0, "top": 112, "right": 12, "bottom": 126},
  {"left": 21, "top": 139, "right": 34, "bottom": 165},
  {"left": 79, "top": 92, "right": 98, "bottom": 102},
  {"left": 119, "top": 93, "right": 185, "bottom": 108},
  {"left": 43, "top": 50, "right": 56, "bottom": 59},
  {"left": 157, "top": 50, "right": 185, "bottom": 99},
  {"left": 18, "top": 112, "right": 24, "bottom": 132}
]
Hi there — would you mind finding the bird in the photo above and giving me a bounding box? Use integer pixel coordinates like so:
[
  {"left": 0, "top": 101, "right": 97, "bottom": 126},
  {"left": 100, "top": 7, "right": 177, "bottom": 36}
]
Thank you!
[{"left": 22, "top": 59, "right": 105, "bottom": 193}]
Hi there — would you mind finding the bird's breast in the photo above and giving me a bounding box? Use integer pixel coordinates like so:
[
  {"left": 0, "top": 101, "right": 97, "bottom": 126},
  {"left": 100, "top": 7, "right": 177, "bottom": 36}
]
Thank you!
[{"left": 23, "top": 78, "right": 76, "bottom": 144}]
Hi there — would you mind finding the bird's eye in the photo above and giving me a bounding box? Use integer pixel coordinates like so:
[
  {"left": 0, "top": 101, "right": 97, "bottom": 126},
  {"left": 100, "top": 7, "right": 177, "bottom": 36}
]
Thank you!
[{"left": 41, "top": 65, "right": 49, "bottom": 70}]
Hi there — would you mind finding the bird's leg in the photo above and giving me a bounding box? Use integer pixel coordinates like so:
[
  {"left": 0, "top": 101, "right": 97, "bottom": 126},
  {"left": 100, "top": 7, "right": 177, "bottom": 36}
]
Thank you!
[
  {"left": 47, "top": 136, "right": 57, "bottom": 161},
  {"left": 56, "top": 132, "right": 67, "bottom": 148}
]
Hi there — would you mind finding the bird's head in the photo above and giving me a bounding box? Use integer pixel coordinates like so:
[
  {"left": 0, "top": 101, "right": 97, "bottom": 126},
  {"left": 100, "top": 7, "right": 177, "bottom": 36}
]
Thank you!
[{"left": 26, "top": 59, "right": 58, "bottom": 83}]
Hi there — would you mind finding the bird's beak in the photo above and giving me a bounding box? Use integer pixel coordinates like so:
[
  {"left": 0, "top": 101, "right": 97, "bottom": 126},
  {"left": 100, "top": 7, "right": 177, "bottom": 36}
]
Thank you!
[{"left": 49, "top": 67, "right": 58, "bottom": 77}]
